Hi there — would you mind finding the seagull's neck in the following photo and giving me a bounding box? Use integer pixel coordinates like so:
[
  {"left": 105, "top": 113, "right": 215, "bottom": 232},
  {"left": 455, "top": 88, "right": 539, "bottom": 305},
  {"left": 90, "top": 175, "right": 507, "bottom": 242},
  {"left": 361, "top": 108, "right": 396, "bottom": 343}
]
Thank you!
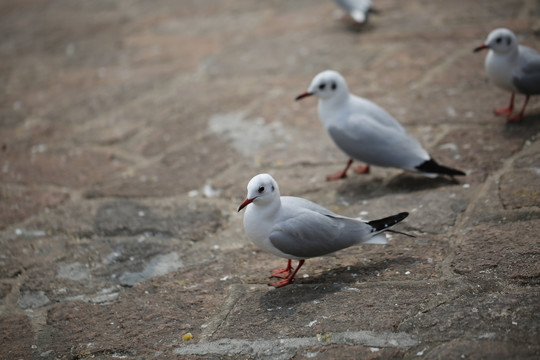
[
  {"left": 490, "top": 47, "right": 519, "bottom": 63},
  {"left": 243, "top": 196, "right": 282, "bottom": 250},
  {"left": 486, "top": 48, "right": 520, "bottom": 92},
  {"left": 251, "top": 196, "right": 282, "bottom": 219},
  {"left": 318, "top": 94, "right": 349, "bottom": 126}
]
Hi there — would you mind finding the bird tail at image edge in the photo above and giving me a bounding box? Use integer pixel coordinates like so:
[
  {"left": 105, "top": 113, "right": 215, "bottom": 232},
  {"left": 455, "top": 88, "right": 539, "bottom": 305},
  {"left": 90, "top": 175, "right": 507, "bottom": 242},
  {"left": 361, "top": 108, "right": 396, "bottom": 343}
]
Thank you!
[
  {"left": 367, "top": 212, "right": 409, "bottom": 234},
  {"left": 415, "top": 158, "right": 465, "bottom": 177}
]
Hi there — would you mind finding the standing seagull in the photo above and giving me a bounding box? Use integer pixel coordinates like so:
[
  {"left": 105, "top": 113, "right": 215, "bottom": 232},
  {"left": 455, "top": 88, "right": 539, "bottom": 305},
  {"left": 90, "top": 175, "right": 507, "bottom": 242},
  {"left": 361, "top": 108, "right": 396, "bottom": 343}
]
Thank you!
[
  {"left": 334, "top": 0, "right": 373, "bottom": 25},
  {"left": 296, "top": 70, "right": 465, "bottom": 181},
  {"left": 238, "top": 173, "right": 409, "bottom": 288},
  {"left": 474, "top": 28, "right": 540, "bottom": 122}
]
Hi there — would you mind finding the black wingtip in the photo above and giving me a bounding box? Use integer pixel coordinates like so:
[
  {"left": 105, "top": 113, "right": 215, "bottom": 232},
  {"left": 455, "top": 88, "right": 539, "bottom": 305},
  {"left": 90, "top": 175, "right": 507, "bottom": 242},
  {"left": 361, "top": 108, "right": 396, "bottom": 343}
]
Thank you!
[
  {"left": 415, "top": 159, "right": 465, "bottom": 177},
  {"left": 367, "top": 212, "right": 409, "bottom": 233}
]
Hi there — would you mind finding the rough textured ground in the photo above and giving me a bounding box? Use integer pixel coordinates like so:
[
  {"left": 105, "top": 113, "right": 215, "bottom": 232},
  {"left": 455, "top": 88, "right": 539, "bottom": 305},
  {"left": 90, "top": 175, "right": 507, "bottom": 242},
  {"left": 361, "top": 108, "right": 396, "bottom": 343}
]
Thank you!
[{"left": 1, "top": 0, "right": 540, "bottom": 359}]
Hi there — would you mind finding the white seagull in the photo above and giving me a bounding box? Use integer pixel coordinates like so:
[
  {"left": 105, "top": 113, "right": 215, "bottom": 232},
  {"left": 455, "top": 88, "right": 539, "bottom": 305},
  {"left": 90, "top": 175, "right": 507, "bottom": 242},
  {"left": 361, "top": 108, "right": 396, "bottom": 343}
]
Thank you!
[
  {"left": 296, "top": 70, "right": 465, "bottom": 181},
  {"left": 238, "top": 173, "right": 410, "bottom": 288},
  {"left": 474, "top": 28, "right": 540, "bottom": 122},
  {"left": 334, "top": 0, "right": 373, "bottom": 24}
]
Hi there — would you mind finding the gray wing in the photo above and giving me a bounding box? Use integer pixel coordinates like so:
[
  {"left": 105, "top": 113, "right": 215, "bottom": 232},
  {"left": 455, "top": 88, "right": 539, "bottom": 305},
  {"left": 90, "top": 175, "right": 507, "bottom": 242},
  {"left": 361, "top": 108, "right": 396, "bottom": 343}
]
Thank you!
[
  {"left": 331, "top": 95, "right": 430, "bottom": 170},
  {"left": 269, "top": 209, "right": 372, "bottom": 259},
  {"left": 514, "top": 45, "right": 540, "bottom": 95},
  {"left": 350, "top": 95, "right": 408, "bottom": 132},
  {"left": 327, "top": 119, "right": 429, "bottom": 171}
]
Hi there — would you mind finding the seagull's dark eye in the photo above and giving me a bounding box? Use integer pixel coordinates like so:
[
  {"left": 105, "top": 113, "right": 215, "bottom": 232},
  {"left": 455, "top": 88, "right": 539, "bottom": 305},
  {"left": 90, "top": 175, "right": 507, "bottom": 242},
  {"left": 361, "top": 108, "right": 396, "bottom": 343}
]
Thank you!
[
  {"left": 258, "top": 186, "right": 265, "bottom": 193},
  {"left": 271, "top": 185, "right": 275, "bottom": 191},
  {"left": 495, "top": 37, "right": 502, "bottom": 44},
  {"left": 318, "top": 83, "right": 326, "bottom": 90},
  {"left": 331, "top": 82, "right": 337, "bottom": 90},
  {"left": 506, "top": 37, "right": 511, "bottom": 45}
]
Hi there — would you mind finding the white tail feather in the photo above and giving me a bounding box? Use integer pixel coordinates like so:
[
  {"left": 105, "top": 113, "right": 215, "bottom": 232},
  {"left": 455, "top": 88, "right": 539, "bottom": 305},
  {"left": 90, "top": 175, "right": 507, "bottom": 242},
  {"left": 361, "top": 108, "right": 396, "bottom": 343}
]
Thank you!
[{"left": 363, "top": 234, "right": 388, "bottom": 245}]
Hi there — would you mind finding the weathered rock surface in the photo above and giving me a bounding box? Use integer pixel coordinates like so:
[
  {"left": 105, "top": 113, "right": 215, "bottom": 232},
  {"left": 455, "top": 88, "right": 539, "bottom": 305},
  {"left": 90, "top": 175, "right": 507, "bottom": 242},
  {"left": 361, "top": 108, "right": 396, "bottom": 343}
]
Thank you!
[{"left": 1, "top": 0, "right": 539, "bottom": 359}]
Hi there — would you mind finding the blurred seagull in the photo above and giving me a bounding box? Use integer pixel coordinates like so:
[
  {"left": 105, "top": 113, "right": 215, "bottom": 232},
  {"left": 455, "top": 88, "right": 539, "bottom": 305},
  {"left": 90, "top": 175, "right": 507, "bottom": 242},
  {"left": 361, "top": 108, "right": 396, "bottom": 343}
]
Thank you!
[
  {"left": 334, "top": 0, "right": 373, "bottom": 24},
  {"left": 296, "top": 70, "right": 466, "bottom": 180},
  {"left": 238, "top": 173, "right": 410, "bottom": 288},
  {"left": 474, "top": 28, "right": 540, "bottom": 122}
]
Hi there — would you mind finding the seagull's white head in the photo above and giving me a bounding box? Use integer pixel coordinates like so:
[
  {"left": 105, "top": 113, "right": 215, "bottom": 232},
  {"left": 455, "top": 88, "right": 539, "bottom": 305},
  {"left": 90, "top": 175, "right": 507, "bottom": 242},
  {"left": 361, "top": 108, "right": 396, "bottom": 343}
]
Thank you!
[
  {"left": 474, "top": 28, "right": 518, "bottom": 55},
  {"left": 238, "top": 173, "right": 280, "bottom": 212},
  {"left": 295, "top": 70, "right": 349, "bottom": 102}
]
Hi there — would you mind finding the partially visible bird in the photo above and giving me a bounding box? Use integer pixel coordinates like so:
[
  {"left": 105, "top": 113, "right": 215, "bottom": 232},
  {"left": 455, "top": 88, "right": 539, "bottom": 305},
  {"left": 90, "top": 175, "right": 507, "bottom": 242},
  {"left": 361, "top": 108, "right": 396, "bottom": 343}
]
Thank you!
[
  {"left": 238, "top": 173, "right": 410, "bottom": 288},
  {"left": 296, "top": 70, "right": 466, "bottom": 181},
  {"left": 334, "top": 0, "right": 373, "bottom": 25},
  {"left": 474, "top": 28, "right": 540, "bottom": 122}
]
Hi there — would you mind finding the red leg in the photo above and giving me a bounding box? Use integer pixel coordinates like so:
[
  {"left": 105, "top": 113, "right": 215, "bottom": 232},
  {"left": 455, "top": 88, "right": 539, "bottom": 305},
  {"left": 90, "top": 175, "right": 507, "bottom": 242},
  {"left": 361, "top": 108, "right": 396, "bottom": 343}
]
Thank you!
[
  {"left": 353, "top": 164, "right": 370, "bottom": 174},
  {"left": 494, "top": 93, "right": 515, "bottom": 116},
  {"left": 327, "top": 158, "right": 353, "bottom": 181},
  {"left": 268, "top": 260, "right": 305, "bottom": 288},
  {"left": 270, "top": 259, "right": 293, "bottom": 279},
  {"left": 507, "top": 95, "right": 529, "bottom": 122}
]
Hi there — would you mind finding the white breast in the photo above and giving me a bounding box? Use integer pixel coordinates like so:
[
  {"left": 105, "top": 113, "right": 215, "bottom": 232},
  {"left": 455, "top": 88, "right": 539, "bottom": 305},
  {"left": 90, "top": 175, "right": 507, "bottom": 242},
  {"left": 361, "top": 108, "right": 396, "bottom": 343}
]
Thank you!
[
  {"left": 485, "top": 50, "right": 518, "bottom": 93},
  {"left": 243, "top": 204, "right": 290, "bottom": 259}
]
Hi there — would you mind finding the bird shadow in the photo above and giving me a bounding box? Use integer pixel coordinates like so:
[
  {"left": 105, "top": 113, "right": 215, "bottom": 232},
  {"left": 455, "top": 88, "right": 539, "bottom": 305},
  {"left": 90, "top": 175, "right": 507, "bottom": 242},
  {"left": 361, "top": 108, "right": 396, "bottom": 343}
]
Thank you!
[
  {"left": 502, "top": 113, "right": 540, "bottom": 132},
  {"left": 386, "top": 173, "right": 459, "bottom": 192},
  {"left": 337, "top": 7, "right": 381, "bottom": 34},
  {"left": 258, "top": 256, "right": 414, "bottom": 309},
  {"left": 335, "top": 172, "right": 458, "bottom": 201},
  {"left": 332, "top": 111, "right": 540, "bottom": 201},
  {"left": 342, "top": 21, "right": 375, "bottom": 34}
]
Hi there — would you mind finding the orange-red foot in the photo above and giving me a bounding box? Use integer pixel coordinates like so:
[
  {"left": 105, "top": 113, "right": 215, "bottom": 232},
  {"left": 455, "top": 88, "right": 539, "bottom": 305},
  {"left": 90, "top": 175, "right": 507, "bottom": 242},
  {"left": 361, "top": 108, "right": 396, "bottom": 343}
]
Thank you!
[
  {"left": 326, "top": 170, "right": 348, "bottom": 181},
  {"left": 327, "top": 159, "right": 353, "bottom": 181},
  {"left": 268, "top": 277, "right": 295, "bottom": 288},
  {"left": 353, "top": 164, "right": 370, "bottom": 174},
  {"left": 494, "top": 107, "right": 513, "bottom": 116},
  {"left": 268, "top": 260, "right": 304, "bottom": 288},
  {"left": 270, "top": 268, "right": 291, "bottom": 279},
  {"left": 270, "top": 259, "right": 292, "bottom": 278}
]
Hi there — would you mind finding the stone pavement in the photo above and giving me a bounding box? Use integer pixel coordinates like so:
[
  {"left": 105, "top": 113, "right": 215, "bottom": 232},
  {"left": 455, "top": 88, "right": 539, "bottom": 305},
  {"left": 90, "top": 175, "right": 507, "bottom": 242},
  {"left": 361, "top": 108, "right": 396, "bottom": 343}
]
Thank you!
[{"left": 1, "top": 0, "right": 539, "bottom": 359}]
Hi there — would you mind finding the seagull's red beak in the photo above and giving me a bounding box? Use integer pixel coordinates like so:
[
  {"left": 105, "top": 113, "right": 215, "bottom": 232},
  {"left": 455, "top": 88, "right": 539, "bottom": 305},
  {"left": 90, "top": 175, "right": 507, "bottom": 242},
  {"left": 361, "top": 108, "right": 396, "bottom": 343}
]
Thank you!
[
  {"left": 473, "top": 44, "right": 488, "bottom": 53},
  {"left": 295, "top": 91, "right": 313, "bottom": 101},
  {"left": 238, "top": 198, "right": 254, "bottom": 212}
]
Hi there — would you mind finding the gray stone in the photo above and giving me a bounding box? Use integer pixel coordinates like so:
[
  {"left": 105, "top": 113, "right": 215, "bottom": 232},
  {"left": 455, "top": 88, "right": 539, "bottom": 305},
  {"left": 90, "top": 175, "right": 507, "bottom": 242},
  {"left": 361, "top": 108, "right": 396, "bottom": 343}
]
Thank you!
[
  {"left": 40, "top": 350, "right": 54, "bottom": 358},
  {"left": 118, "top": 252, "right": 184, "bottom": 286},
  {"left": 93, "top": 199, "right": 224, "bottom": 239},
  {"left": 174, "top": 330, "right": 418, "bottom": 359},
  {"left": 208, "top": 111, "right": 291, "bottom": 157},
  {"left": 57, "top": 262, "right": 90, "bottom": 281},
  {"left": 93, "top": 200, "right": 164, "bottom": 237},
  {"left": 17, "top": 290, "right": 50, "bottom": 309}
]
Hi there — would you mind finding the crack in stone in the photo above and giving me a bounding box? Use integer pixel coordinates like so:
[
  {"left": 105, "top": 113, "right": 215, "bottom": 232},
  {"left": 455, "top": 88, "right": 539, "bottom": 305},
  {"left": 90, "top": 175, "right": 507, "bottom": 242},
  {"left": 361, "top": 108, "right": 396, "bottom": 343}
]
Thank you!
[
  {"left": 174, "top": 330, "right": 419, "bottom": 359},
  {"left": 198, "top": 284, "right": 248, "bottom": 341}
]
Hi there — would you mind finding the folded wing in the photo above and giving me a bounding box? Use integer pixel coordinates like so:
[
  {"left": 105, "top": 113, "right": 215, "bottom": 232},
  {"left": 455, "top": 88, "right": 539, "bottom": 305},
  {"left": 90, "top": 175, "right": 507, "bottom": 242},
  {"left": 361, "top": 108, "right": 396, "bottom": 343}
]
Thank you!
[{"left": 269, "top": 210, "right": 373, "bottom": 259}]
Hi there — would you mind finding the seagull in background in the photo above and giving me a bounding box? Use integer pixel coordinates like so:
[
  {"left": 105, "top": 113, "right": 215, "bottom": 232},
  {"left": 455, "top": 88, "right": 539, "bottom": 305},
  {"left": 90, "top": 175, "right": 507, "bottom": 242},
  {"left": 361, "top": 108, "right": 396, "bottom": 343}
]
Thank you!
[
  {"left": 334, "top": 0, "right": 373, "bottom": 24},
  {"left": 296, "top": 70, "right": 466, "bottom": 181},
  {"left": 474, "top": 28, "right": 540, "bottom": 122}
]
